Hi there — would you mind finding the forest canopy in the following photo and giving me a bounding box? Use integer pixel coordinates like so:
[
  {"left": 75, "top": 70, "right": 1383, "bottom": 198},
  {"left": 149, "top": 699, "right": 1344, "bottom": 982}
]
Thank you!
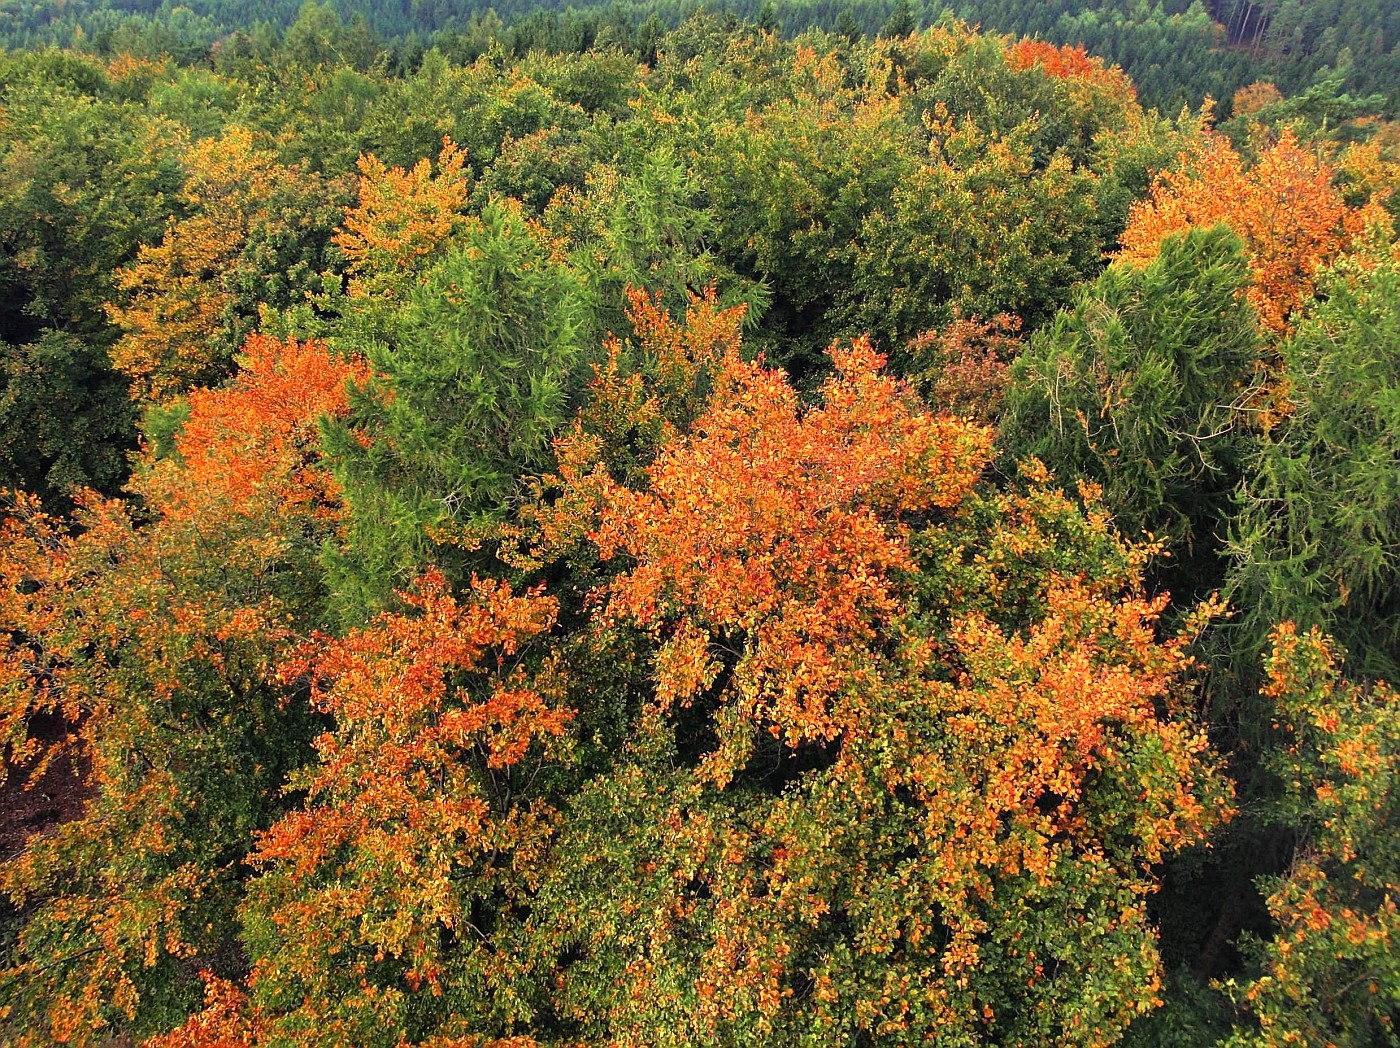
[
  {"left": 1, "top": 0, "right": 1398, "bottom": 116},
  {"left": 1, "top": 5, "right": 1399, "bottom": 1047}
]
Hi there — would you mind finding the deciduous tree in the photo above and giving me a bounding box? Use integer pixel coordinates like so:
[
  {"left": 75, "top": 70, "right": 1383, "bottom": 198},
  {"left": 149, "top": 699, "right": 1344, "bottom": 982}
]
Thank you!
[
  {"left": 527, "top": 331, "right": 1231, "bottom": 1047},
  {"left": 0, "top": 337, "right": 364, "bottom": 1044},
  {"left": 1119, "top": 128, "right": 1388, "bottom": 334},
  {"left": 108, "top": 128, "right": 348, "bottom": 399},
  {"left": 242, "top": 571, "right": 567, "bottom": 1047},
  {"left": 1222, "top": 625, "right": 1400, "bottom": 1048},
  {"left": 334, "top": 136, "right": 471, "bottom": 305}
]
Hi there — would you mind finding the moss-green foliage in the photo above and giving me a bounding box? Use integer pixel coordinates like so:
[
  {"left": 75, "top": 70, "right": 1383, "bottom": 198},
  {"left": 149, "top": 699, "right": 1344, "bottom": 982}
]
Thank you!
[
  {"left": 1000, "top": 227, "right": 1262, "bottom": 599},
  {"left": 0, "top": 53, "right": 182, "bottom": 501},
  {"left": 0, "top": 332, "right": 135, "bottom": 500},
  {"left": 846, "top": 118, "right": 1102, "bottom": 350},
  {"left": 6, "top": 1, "right": 1399, "bottom": 118},
  {"left": 1228, "top": 251, "right": 1400, "bottom": 682},
  {"left": 323, "top": 201, "right": 590, "bottom": 621}
]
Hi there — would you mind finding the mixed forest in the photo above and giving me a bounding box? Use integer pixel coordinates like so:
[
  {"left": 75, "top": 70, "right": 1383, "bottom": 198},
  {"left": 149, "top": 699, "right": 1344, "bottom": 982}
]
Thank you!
[
  {"left": 3, "top": 0, "right": 1400, "bottom": 116},
  {"left": 1, "top": 2, "right": 1399, "bottom": 1046}
]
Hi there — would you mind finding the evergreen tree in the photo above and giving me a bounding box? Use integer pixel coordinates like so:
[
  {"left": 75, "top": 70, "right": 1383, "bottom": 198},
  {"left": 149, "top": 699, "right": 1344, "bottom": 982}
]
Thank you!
[
  {"left": 1228, "top": 248, "right": 1400, "bottom": 681},
  {"left": 880, "top": 0, "right": 916, "bottom": 39},
  {"left": 1001, "top": 226, "right": 1263, "bottom": 600},
  {"left": 323, "top": 200, "right": 590, "bottom": 621},
  {"left": 834, "top": 9, "right": 862, "bottom": 43}
]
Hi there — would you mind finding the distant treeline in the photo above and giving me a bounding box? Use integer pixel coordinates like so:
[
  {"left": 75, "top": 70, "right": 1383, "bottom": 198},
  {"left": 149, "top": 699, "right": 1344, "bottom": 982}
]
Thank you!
[{"left": 2, "top": 0, "right": 1397, "bottom": 115}]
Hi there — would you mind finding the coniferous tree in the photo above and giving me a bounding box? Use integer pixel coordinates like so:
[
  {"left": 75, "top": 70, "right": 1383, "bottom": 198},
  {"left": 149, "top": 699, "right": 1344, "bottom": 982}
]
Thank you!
[
  {"left": 1228, "top": 248, "right": 1400, "bottom": 682},
  {"left": 323, "top": 200, "right": 590, "bottom": 621},
  {"left": 1001, "top": 226, "right": 1263, "bottom": 600},
  {"left": 881, "top": 0, "right": 916, "bottom": 39}
]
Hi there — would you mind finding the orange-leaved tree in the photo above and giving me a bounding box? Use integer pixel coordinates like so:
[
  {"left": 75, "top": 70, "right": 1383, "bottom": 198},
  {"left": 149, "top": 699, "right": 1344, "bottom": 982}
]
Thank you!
[
  {"left": 1007, "top": 39, "right": 1137, "bottom": 105},
  {"left": 590, "top": 334, "right": 991, "bottom": 781},
  {"left": 556, "top": 285, "right": 748, "bottom": 487},
  {"left": 525, "top": 324, "right": 1232, "bottom": 1046},
  {"left": 1231, "top": 81, "right": 1285, "bottom": 118},
  {"left": 89, "top": 297, "right": 1237, "bottom": 1048},
  {"left": 333, "top": 136, "right": 471, "bottom": 304},
  {"left": 0, "top": 336, "right": 365, "bottom": 1045},
  {"left": 904, "top": 311, "right": 1022, "bottom": 424},
  {"left": 1220, "top": 625, "right": 1399, "bottom": 1048},
  {"left": 107, "top": 129, "right": 349, "bottom": 399},
  {"left": 238, "top": 570, "right": 569, "bottom": 1046},
  {"left": 142, "top": 975, "right": 263, "bottom": 1048},
  {"left": 1118, "top": 128, "right": 1388, "bottom": 334}
]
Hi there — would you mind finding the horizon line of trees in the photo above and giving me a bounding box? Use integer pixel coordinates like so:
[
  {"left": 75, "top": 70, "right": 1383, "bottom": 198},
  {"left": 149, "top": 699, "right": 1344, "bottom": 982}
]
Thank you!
[{"left": 0, "top": 0, "right": 1397, "bottom": 116}]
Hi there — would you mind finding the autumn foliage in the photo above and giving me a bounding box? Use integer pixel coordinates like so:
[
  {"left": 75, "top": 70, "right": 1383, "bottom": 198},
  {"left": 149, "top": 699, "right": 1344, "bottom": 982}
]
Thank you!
[
  {"left": 244, "top": 571, "right": 566, "bottom": 1045},
  {"left": 107, "top": 130, "right": 347, "bottom": 399},
  {"left": 1118, "top": 129, "right": 1387, "bottom": 333},
  {"left": 145, "top": 975, "right": 263, "bottom": 1048},
  {"left": 0, "top": 336, "right": 364, "bottom": 1041},
  {"left": 904, "top": 312, "right": 1022, "bottom": 423},
  {"left": 0, "top": 334, "right": 364, "bottom": 779},
  {"left": 556, "top": 285, "right": 748, "bottom": 486},
  {"left": 1007, "top": 39, "right": 1137, "bottom": 102},
  {"left": 335, "top": 137, "right": 472, "bottom": 302},
  {"left": 1222, "top": 626, "right": 1400, "bottom": 1048},
  {"left": 157, "top": 334, "right": 369, "bottom": 522},
  {"left": 523, "top": 327, "right": 1230, "bottom": 1045},
  {"left": 590, "top": 336, "right": 992, "bottom": 778},
  {"left": 3, "top": 19, "right": 1399, "bottom": 1048},
  {"left": 1231, "top": 81, "right": 1285, "bottom": 118}
]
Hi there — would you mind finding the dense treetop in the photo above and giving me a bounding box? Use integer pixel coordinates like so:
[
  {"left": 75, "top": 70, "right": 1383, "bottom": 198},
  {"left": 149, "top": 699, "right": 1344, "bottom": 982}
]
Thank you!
[
  {"left": 1, "top": 7, "right": 1398, "bottom": 1048},
  {"left": 1, "top": 0, "right": 1398, "bottom": 116}
]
